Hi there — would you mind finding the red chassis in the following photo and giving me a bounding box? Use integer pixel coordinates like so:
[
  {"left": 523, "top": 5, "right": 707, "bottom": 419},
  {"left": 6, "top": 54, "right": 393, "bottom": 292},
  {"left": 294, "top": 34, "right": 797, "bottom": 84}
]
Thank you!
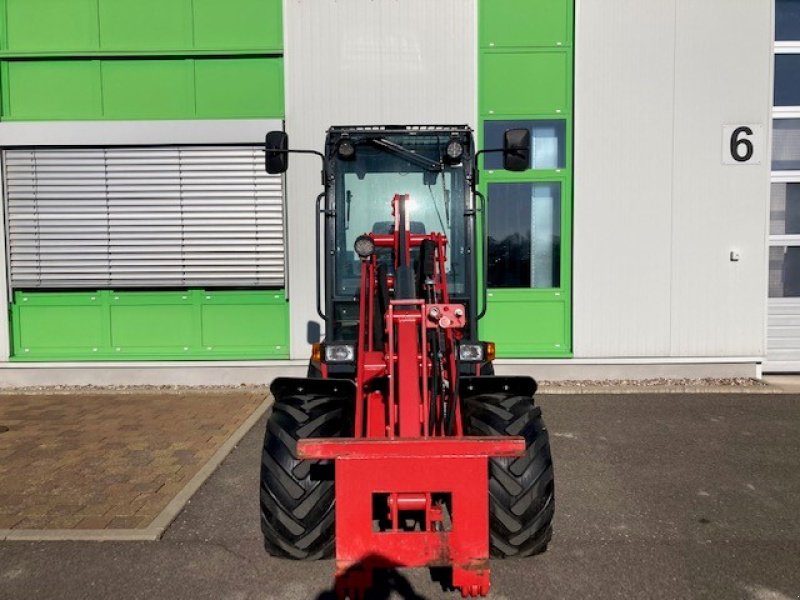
[{"left": 298, "top": 195, "right": 525, "bottom": 598}]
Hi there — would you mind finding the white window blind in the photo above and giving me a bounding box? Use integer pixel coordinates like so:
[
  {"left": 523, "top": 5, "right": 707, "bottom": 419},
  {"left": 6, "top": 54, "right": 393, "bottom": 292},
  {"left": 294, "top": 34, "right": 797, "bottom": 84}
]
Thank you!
[{"left": 3, "top": 145, "right": 285, "bottom": 290}]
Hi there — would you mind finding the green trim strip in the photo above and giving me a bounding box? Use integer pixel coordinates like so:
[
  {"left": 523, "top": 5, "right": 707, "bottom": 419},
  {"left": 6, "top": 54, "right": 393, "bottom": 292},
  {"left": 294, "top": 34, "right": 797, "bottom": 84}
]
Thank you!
[
  {"left": 10, "top": 289, "right": 290, "bottom": 361},
  {"left": 0, "top": 57, "right": 284, "bottom": 121},
  {"left": 0, "top": 0, "right": 283, "bottom": 57}
]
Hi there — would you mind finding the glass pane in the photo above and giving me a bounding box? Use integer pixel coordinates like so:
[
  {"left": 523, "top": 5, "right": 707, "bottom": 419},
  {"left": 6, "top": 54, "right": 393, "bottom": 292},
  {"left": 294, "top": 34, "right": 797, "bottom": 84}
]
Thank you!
[
  {"left": 770, "top": 246, "right": 800, "bottom": 297},
  {"left": 484, "top": 120, "right": 567, "bottom": 170},
  {"left": 333, "top": 132, "right": 467, "bottom": 298},
  {"left": 771, "top": 183, "right": 800, "bottom": 234},
  {"left": 775, "top": 55, "right": 800, "bottom": 106},
  {"left": 773, "top": 120, "right": 800, "bottom": 170},
  {"left": 777, "top": 0, "right": 800, "bottom": 41},
  {"left": 487, "top": 182, "right": 561, "bottom": 289}
]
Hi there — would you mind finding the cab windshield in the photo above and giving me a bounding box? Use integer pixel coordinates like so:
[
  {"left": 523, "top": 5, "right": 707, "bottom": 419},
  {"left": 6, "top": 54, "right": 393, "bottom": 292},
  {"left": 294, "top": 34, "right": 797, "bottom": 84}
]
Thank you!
[{"left": 333, "top": 133, "right": 468, "bottom": 300}]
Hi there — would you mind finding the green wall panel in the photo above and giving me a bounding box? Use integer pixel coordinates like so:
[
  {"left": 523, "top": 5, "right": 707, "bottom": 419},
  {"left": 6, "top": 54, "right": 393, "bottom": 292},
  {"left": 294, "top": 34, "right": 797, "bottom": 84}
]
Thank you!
[
  {"left": 10, "top": 290, "right": 289, "bottom": 361},
  {"left": 98, "top": 0, "right": 193, "bottom": 52},
  {"left": 3, "top": 0, "right": 99, "bottom": 53},
  {"left": 0, "top": 0, "right": 283, "bottom": 55},
  {"left": 195, "top": 58, "right": 284, "bottom": 118},
  {"left": 480, "top": 0, "right": 571, "bottom": 48},
  {"left": 3, "top": 60, "right": 102, "bottom": 119},
  {"left": 202, "top": 300, "right": 287, "bottom": 350},
  {"left": 110, "top": 293, "right": 197, "bottom": 351},
  {"left": 1, "top": 57, "right": 284, "bottom": 120},
  {"left": 193, "top": 0, "right": 282, "bottom": 51},
  {"left": 102, "top": 60, "right": 194, "bottom": 119},
  {"left": 481, "top": 52, "right": 570, "bottom": 117},
  {"left": 13, "top": 293, "right": 106, "bottom": 357}
]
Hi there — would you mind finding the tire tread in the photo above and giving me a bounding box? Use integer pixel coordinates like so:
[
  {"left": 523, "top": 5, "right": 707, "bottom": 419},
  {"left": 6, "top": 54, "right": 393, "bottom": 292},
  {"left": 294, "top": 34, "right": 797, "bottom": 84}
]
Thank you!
[
  {"left": 260, "top": 393, "right": 352, "bottom": 560},
  {"left": 464, "top": 393, "right": 555, "bottom": 558}
]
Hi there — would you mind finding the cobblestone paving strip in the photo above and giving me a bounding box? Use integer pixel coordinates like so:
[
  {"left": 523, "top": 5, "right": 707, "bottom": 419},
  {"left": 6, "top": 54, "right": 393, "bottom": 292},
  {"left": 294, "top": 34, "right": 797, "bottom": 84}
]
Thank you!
[{"left": 0, "top": 388, "right": 266, "bottom": 531}]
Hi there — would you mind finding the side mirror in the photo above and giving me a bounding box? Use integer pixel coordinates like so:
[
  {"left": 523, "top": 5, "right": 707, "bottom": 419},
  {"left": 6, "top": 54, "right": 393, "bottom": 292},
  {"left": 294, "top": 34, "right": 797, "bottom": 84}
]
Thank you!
[
  {"left": 503, "top": 128, "right": 531, "bottom": 172},
  {"left": 265, "top": 131, "right": 289, "bottom": 174}
]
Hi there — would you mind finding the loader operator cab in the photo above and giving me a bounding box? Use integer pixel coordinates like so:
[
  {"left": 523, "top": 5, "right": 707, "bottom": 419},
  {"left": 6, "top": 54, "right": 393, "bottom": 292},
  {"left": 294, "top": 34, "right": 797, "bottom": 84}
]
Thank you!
[
  {"left": 325, "top": 127, "right": 473, "bottom": 342},
  {"left": 264, "top": 124, "right": 530, "bottom": 377}
]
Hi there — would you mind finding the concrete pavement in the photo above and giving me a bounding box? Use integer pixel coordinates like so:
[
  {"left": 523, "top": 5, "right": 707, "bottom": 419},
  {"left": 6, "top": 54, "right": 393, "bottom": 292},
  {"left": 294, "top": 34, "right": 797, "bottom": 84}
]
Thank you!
[{"left": 1, "top": 393, "right": 799, "bottom": 599}]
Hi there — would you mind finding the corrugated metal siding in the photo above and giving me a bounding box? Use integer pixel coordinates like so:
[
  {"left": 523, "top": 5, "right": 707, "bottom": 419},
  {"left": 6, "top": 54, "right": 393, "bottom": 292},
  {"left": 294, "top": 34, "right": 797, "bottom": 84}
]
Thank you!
[
  {"left": 767, "top": 299, "right": 800, "bottom": 365},
  {"left": 283, "top": 0, "right": 476, "bottom": 358},
  {"left": 573, "top": 0, "right": 772, "bottom": 358},
  {"left": 3, "top": 146, "right": 285, "bottom": 289}
]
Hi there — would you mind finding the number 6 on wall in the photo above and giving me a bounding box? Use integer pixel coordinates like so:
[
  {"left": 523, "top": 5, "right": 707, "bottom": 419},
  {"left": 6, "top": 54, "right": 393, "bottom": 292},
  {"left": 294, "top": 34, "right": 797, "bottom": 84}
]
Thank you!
[{"left": 722, "top": 124, "right": 764, "bottom": 165}]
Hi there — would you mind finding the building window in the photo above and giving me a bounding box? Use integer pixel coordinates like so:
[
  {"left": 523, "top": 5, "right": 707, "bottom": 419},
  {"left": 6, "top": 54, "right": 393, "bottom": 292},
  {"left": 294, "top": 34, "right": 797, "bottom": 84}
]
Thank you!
[
  {"left": 771, "top": 183, "right": 800, "bottom": 234},
  {"left": 773, "top": 119, "right": 800, "bottom": 170},
  {"left": 770, "top": 246, "right": 800, "bottom": 297},
  {"left": 487, "top": 182, "right": 561, "bottom": 289},
  {"left": 777, "top": 0, "right": 800, "bottom": 41},
  {"left": 483, "top": 120, "right": 567, "bottom": 170},
  {"left": 775, "top": 54, "right": 800, "bottom": 106}
]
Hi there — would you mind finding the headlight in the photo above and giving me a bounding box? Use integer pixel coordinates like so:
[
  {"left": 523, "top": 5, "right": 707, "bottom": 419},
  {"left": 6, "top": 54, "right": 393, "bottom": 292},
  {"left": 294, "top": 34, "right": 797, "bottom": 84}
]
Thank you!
[
  {"left": 324, "top": 344, "right": 355, "bottom": 363},
  {"left": 336, "top": 138, "right": 356, "bottom": 161},
  {"left": 444, "top": 139, "right": 464, "bottom": 164},
  {"left": 459, "top": 343, "right": 484, "bottom": 362},
  {"left": 354, "top": 235, "right": 375, "bottom": 259}
]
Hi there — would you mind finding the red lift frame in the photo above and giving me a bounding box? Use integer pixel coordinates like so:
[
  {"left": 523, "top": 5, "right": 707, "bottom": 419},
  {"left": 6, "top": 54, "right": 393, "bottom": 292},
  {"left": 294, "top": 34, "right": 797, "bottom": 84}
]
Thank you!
[{"left": 298, "top": 195, "right": 524, "bottom": 598}]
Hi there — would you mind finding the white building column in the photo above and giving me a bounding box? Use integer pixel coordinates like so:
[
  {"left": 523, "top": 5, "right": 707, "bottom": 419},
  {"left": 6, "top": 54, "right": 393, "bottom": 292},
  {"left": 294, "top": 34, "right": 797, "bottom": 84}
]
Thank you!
[{"left": 283, "top": 0, "right": 477, "bottom": 359}]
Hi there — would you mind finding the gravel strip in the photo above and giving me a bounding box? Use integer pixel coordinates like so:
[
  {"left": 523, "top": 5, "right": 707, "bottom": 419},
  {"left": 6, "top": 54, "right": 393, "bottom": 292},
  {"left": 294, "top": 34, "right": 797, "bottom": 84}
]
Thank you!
[{"left": 539, "top": 377, "right": 768, "bottom": 388}]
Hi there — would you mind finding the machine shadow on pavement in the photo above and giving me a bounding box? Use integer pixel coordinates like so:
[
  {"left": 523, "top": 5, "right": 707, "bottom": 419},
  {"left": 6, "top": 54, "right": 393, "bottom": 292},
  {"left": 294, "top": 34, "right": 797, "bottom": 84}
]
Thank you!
[{"left": 313, "top": 554, "right": 442, "bottom": 600}]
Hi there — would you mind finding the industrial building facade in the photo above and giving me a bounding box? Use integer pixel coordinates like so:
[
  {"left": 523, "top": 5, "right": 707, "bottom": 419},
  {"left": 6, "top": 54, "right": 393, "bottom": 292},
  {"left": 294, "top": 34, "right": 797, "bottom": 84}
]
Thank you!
[{"left": 0, "top": 0, "right": 782, "bottom": 384}]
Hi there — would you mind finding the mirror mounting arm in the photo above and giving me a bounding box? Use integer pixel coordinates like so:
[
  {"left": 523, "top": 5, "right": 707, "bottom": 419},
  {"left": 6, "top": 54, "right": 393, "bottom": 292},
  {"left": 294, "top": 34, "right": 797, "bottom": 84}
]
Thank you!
[{"left": 470, "top": 148, "right": 505, "bottom": 189}]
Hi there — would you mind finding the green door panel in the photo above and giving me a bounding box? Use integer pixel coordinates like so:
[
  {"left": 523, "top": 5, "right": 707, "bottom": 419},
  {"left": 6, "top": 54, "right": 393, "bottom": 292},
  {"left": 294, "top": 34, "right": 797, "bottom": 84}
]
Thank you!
[
  {"left": 3, "top": 60, "right": 102, "bottom": 119},
  {"left": 193, "top": 0, "right": 282, "bottom": 51},
  {"left": 479, "top": 0, "right": 574, "bottom": 358},
  {"left": 480, "top": 0, "right": 571, "bottom": 48},
  {"left": 3, "top": 0, "right": 99, "bottom": 53},
  {"left": 98, "top": 0, "right": 193, "bottom": 52},
  {"left": 481, "top": 51, "right": 569, "bottom": 116},
  {"left": 195, "top": 58, "right": 284, "bottom": 118},
  {"left": 10, "top": 290, "right": 289, "bottom": 361},
  {"left": 482, "top": 293, "right": 570, "bottom": 357},
  {"left": 102, "top": 59, "right": 194, "bottom": 119}
]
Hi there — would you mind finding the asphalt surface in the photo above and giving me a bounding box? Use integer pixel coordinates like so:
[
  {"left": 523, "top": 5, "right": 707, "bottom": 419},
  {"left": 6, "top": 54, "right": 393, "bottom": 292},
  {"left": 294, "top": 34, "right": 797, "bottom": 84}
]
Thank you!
[{"left": 1, "top": 393, "right": 799, "bottom": 600}]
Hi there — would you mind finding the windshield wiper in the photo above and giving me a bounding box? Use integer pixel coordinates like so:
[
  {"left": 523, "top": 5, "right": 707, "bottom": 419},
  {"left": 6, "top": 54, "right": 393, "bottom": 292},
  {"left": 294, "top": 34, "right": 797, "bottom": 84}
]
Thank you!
[{"left": 372, "top": 138, "right": 443, "bottom": 172}]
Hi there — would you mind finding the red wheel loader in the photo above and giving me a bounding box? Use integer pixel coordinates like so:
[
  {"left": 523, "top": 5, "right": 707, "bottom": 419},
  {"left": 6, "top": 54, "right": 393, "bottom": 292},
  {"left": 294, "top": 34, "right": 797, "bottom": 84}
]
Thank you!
[{"left": 260, "top": 126, "right": 554, "bottom": 598}]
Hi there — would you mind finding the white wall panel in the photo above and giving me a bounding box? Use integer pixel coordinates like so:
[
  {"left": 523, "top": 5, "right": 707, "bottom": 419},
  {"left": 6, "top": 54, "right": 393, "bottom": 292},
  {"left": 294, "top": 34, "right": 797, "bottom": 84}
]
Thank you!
[
  {"left": 573, "top": 0, "right": 677, "bottom": 357},
  {"left": 670, "top": 0, "right": 772, "bottom": 357},
  {"left": 574, "top": 0, "right": 772, "bottom": 359},
  {"left": 284, "top": 0, "right": 476, "bottom": 358}
]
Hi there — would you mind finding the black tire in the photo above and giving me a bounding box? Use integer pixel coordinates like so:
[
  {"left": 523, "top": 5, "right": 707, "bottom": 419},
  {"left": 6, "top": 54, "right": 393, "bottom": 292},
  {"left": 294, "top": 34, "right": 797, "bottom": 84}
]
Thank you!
[
  {"left": 260, "top": 393, "right": 353, "bottom": 560},
  {"left": 463, "top": 392, "right": 555, "bottom": 558}
]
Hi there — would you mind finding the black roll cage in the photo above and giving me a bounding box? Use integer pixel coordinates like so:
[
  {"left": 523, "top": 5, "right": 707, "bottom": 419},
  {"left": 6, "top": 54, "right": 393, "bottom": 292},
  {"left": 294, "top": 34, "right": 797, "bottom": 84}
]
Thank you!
[{"left": 316, "top": 125, "right": 483, "bottom": 343}]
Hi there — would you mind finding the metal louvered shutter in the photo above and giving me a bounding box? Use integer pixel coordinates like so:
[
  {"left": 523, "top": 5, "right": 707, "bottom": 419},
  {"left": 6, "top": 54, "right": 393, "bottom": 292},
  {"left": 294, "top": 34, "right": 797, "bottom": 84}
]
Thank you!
[{"left": 3, "top": 146, "right": 285, "bottom": 290}]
